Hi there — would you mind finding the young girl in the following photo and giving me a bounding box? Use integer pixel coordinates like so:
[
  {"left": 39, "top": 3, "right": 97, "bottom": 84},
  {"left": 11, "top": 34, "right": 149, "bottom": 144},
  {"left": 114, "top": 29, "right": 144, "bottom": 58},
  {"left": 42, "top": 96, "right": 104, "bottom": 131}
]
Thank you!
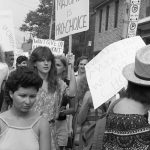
[
  {"left": 0, "top": 67, "right": 50, "bottom": 150},
  {"left": 29, "top": 46, "right": 70, "bottom": 149},
  {"left": 55, "top": 54, "right": 76, "bottom": 150}
]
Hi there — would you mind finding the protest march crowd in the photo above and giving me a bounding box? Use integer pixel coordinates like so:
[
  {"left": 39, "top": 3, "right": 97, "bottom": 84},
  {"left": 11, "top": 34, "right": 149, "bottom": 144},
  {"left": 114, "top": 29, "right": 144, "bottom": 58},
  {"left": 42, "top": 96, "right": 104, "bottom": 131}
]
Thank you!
[{"left": 0, "top": 39, "right": 150, "bottom": 150}]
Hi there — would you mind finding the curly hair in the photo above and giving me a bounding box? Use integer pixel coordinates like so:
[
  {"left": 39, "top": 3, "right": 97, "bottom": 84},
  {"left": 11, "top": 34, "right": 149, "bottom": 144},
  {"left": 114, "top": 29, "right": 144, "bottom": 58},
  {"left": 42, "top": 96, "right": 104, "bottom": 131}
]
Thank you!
[
  {"left": 29, "top": 46, "right": 58, "bottom": 93},
  {"left": 6, "top": 66, "right": 43, "bottom": 93}
]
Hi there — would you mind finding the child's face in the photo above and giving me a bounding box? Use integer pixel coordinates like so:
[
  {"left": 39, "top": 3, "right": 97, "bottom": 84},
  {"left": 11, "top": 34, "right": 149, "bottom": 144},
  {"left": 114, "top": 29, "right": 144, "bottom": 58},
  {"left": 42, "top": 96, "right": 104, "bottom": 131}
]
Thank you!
[
  {"left": 17, "top": 61, "right": 28, "bottom": 67},
  {"left": 9, "top": 87, "right": 38, "bottom": 113}
]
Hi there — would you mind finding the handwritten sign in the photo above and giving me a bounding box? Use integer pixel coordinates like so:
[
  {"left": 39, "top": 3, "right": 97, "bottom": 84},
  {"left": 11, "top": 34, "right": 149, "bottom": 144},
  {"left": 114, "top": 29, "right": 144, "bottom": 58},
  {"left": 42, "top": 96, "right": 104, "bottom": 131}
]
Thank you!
[
  {"left": 55, "top": 0, "right": 89, "bottom": 39},
  {"left": 0, "top": 11, "right": 16, "bottom": 52},
  {"left": 85, "top": 36, "right": 145, "bottom": 109},
  {"left": 32, "top": 38, "right": 64, "bottom": 55}
]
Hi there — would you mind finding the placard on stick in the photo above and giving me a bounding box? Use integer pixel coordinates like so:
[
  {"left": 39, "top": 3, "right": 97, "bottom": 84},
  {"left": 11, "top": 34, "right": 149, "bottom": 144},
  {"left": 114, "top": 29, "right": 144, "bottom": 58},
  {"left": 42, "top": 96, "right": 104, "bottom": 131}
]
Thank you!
[
  {"left": 32, "top": 38, "right": 64, "bottom": 56},
  {"left": 55, "top": 0, "right": 89, "bottom": 40}
]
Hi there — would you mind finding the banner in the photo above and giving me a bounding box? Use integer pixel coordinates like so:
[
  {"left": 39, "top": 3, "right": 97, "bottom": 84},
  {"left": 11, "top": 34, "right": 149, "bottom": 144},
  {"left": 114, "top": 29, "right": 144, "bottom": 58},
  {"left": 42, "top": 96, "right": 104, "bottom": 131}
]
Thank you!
[
  {"left": 55, "top": 0, "right": 89, "bottom": 39},
  {"left": 32, "top": 38, "right": 64, "bottom": 55},
  {"left": 85, "top": 36, "right": 145, "bottom": 109},
  {"left": 0, "top": 11, "right": 16, "bottom": 52}
]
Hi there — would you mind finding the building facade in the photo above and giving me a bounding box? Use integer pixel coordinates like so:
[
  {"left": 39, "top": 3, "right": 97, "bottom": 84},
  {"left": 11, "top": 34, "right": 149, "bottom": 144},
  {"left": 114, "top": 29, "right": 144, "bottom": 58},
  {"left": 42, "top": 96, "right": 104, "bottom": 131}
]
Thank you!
[
  {"left": 137, "top": 0, "right": 150, "bottom": 44},
  {"left": 93, "top": 0, "right": 150, "bottom": 54}
]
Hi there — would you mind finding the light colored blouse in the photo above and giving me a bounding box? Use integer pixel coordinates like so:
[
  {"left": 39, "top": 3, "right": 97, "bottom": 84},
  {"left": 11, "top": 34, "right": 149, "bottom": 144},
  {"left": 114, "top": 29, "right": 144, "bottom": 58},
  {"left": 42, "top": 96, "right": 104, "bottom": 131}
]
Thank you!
[{"left": 0, "top": 116, "right": 41, "bottom": 150}]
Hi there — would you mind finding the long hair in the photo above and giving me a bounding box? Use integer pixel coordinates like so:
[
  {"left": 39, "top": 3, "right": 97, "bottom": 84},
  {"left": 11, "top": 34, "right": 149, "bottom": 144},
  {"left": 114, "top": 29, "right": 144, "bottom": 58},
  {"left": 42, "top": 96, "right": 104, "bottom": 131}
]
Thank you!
[
  {"left": 55, "top": 55, "right": 68, "bottom": 80},
  {"left": 125, "top": 81, "right": 150, "bottom": 105},
  {"left": 29, "top": 46, "right": 58, "bottom": 93}
]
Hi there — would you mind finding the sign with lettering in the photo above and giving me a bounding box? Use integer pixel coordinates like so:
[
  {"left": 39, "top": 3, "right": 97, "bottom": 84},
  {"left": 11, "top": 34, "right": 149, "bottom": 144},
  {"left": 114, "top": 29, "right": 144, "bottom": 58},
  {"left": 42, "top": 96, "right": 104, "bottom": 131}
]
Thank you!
[
  {"left": 127, "top": 0, "right": 141, "bottom": 37},
  {"left": 85, "top": 36, "right": 145, "bottom": 109},
  {"left": 0, "top": 11, "right": 16, "bottom": 52},
  {"left": 55, "top": 0, "right": 89, "bottom": 40},
  {"left": 32, "top": 38, "right": 64, "bottom": 55}
]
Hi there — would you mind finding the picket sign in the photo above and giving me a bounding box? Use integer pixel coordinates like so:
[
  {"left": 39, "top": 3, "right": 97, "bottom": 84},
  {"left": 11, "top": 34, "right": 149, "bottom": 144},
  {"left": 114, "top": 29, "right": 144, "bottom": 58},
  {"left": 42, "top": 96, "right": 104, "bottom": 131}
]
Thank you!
[
  {"left": 32, "top": 38, "right": 64, "bottom": 56},
  {"left": 85, "top": 36, "right": 146, "bottom": 109},
  {"left": 55, "top": 0, "right": 89, "bottom": 40}
]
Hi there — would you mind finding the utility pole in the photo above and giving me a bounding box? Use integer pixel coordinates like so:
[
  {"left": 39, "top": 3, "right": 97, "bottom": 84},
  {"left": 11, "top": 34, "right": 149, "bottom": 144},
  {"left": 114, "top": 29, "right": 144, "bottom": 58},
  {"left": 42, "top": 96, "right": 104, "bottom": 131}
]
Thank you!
[
  {"left": 49, "top": 0, "right": 54, "bottom": 39},
  {"left": 122, "top": 0, "right": 130, "bottom": 39}
]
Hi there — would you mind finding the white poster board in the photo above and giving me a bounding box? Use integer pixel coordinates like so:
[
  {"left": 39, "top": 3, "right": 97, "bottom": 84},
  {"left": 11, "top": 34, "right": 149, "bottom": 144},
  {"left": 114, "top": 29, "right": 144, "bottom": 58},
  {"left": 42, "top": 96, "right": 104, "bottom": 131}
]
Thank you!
[
  {"left": 0, "top": 11, "right": 16, "bottom": 52},
  {"left": 55, "top": 0, "right": 89, "bottom": 40},
  {"left": 85, "top": 36, "right": 146, "bottom": 109},
  {"left": 32, "top": 38, "right": 64, "bottom": 55}
]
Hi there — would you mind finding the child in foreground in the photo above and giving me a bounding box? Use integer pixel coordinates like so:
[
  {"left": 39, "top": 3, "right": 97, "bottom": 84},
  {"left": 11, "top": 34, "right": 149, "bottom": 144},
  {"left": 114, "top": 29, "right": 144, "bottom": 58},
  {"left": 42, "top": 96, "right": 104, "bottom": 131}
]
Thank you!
[{"left": 0, "top": 66, "right": 50, "bottom": 150}]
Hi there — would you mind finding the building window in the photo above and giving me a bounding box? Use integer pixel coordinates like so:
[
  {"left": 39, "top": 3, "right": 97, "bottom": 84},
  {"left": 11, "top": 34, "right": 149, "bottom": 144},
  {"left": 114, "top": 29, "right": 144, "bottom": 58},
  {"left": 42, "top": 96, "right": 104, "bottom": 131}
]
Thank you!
[
  {"left": 114, "top": 0, "right": 119, "bottom": 28},
  {"left": 99, "top": 9, "right": 103, "bottom": 32},
  {"left": 105, "top": 5, "right": 109, "bottom": 30},
  {"left": 146, "top": 0, "right": 150, "bottom": 16}
]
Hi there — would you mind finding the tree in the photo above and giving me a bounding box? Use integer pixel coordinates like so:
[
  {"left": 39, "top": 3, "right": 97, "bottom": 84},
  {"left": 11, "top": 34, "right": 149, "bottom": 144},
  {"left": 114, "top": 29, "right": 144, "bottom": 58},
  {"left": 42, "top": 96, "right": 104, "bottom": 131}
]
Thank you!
[
  {"left": 20, "top": 0, "right": 53, "bottom": 39},
  {"left": 20, "top": 0, "right": 92, "bottom": 59}
]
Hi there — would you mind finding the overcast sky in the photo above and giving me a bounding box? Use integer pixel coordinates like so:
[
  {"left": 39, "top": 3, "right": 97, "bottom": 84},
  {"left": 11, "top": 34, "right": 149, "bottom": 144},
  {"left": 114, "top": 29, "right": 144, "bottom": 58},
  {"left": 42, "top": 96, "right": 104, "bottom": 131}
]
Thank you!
[{"left": 0, "top": 0, "right": 40, "bottom": 48}]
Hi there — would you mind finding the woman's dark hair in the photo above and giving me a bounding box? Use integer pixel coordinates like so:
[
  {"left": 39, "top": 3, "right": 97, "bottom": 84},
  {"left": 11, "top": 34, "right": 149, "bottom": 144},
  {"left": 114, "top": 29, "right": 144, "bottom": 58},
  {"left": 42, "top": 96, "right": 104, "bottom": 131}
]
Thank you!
[
  {"left": 6, "top": 66, "right": 43, "bottom": 93},
  {"left": 125, "top": 81, "right": 150, "bottom": 105},
  {"left": 29, "top": 46, "right": 58, "bottom": 93},
  {"left": 16, "top": 55, "right": 28, "bottom": 64}
]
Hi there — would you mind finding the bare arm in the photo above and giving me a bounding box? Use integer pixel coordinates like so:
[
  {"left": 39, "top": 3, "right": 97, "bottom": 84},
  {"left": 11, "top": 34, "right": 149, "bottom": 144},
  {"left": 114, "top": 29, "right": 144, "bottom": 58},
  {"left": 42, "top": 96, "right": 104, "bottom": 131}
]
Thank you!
[
  {"left": 63, "top": 97, "right": 75, "bottom": 115},
  {"left": 78, "top": 91, "right": 92, "bottom": 125},
  {"left": 67, "top": 54, "right": 77, "bottom": 97},
  {"left": 39, "top": 118, "right": 51, "bottom": 150}
]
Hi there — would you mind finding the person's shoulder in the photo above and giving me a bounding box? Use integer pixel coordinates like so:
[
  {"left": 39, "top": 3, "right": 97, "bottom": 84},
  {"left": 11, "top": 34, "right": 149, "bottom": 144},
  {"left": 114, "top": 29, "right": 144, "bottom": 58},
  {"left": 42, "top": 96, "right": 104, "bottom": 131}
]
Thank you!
[
  {"left": 113, "top": 98, "right": 139, "bottom": 114},
  {"left": 0, "top": 110, "right": 9, "bottom": 117},
  {"left": 38, "top": 117, "right": 49, "bottom": 130}
]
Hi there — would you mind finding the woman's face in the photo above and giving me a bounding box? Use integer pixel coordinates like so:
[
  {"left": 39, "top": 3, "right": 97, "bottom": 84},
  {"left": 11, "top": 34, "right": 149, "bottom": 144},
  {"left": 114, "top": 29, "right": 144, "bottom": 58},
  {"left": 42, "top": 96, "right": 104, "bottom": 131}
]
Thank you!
[
  {"left": 10, "top": 87, "right": 37, "bottom": 113},
  {"left": 55, "top": 58, "right": 66, "bottom": 76},
  {"left": 35, "top": 58, "right": 52, "bottom": 75},
  {"left": 78, "top": 59, "right": 88, "bottom": 74}
]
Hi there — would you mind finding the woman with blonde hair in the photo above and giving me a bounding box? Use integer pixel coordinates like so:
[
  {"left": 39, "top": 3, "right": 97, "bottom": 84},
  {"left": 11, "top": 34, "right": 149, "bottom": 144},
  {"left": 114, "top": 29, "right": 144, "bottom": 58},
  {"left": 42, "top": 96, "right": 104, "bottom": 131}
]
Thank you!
[{"left": 55, "top": 54, "right": 76, "bottom": 150}]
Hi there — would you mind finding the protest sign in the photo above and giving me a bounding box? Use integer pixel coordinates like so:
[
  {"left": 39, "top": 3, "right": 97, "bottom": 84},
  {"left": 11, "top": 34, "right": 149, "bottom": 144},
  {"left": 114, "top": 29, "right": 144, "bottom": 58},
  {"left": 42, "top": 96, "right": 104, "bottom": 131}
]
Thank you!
[
  {"left": 85, "top": 36, "right": 146, "bottom": 109},
  {"left": 55, "top": 0, "right": 89, "bottom": 39},
  {"left": 32, "top": 38, "right": 64, "bottom": 55},
  {"left": 0, "top": 11, "right": 16, "bottom": 52}
]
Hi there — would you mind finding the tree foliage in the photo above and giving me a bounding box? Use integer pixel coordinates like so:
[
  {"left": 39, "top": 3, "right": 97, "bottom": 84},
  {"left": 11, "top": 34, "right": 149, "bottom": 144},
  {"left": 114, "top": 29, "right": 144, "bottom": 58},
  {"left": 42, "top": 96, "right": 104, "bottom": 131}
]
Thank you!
[
  {"left": 20, "top": 0, "right": 53, "bottom": 39},
  {"left": 20, "top": 0, "right": 91, "bottom": 59}
]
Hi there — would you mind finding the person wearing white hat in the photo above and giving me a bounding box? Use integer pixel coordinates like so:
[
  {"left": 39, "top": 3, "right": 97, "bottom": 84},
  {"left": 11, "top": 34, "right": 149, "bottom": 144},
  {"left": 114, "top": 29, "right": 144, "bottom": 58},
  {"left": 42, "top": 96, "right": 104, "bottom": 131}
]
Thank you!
[{"left": 102, "top": 45, "right": 150, "bottom": 150}]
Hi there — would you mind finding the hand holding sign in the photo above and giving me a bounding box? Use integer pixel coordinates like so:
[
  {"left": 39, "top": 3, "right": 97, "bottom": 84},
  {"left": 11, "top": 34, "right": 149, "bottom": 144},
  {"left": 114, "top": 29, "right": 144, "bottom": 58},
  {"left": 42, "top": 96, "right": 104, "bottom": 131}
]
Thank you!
[{"left": 66, "top": 53, "right": 75, "bottom": 80}]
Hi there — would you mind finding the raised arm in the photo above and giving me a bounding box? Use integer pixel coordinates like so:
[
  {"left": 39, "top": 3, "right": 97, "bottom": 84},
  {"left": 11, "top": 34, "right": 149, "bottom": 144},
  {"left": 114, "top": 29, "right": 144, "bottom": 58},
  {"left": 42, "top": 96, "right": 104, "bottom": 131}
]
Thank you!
[
  {"left": 67, "top": 53, "right": 77, "bottom": 97},
  {"left": 78, "top": 91, "right": 93, "bottom": 125}
]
